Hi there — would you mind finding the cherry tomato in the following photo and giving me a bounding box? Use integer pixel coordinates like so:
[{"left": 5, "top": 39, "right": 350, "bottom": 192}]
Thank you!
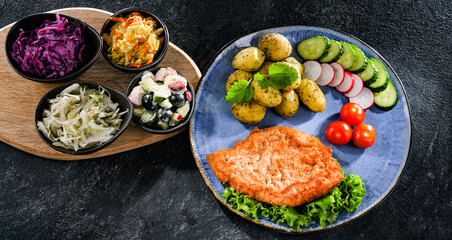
[
  {"left": 340, "top": 103, "right": 365, "bottom": 126},
  {"left": 325, "top": 121, "right": 352, "bottom": 145},
  {"left": 352, "top": 124, "right": 376, "bottom": 148}
]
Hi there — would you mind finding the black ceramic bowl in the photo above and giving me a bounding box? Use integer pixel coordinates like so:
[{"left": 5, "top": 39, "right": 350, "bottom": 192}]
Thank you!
[
  {"left": 5, "top": 13, "right": 102, "bottom": 83},
  {"left": 35, "top": 82, "right": 133, "bottom": 155},
  {"left": 100, "top": 8, "right": 169, "bottom": 73},
  {"left": 126, "top": 67, "right": 195, "bottom": 134}
]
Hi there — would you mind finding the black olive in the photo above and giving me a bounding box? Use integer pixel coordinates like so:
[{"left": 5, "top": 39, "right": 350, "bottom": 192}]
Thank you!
[
  {"left": 169, "top": 92, "right": 185, "bottom": 108},
  {"left": 157, "top": 108, "right": 173, "bottom": 123},
  {"left": 142, "top": 93, "right": 158, "bottom": 110}
]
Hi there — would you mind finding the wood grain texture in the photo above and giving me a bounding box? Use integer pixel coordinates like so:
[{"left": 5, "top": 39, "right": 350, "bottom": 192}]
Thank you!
[{"left": 0, "top": 8, "right": 201, "bottom": 160}]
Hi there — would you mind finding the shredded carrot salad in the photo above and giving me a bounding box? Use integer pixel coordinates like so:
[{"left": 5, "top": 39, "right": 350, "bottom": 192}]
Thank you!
[{"left": 103, "top": 12, "right": 164, "bottom": 68}]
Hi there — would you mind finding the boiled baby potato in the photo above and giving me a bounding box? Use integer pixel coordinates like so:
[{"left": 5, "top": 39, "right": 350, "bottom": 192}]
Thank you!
[
  {"left": 274, "top": 89, "right": 299, "bottom": 118},
  {"left": 258, "top": 33, "right": 292, "bottom": 61},
  {"left": 281, "top": 57, "right": 305, "bottom": 76},
  {"left": 250, "top": 79, "right": 282, "bottom": 107},
  {"left": 226, "top": 70, "right": 253, "bottom": 92},
  {"left": 280, "top": 62, "right": 302, "bottom": 91},
  {"left": 295, "top": 78, "right": 326, "bottom": 112},
  {"left": 231, "top": 100, "right": 266, "bottom": 124},
  {"left": 256, "top": 61, "right": 274, "bottom": 75},
  {"left": 232, "top": 47, "right": 265, "bottom": 72}
]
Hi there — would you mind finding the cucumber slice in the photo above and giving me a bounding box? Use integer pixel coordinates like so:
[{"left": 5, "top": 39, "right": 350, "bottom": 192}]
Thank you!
[
  {"left": 176, "top": 101, "right": 190, "bottom": 118},
  {"left": 133, "top": 107, "right": 145, "bottom": 117},
  {"left": 159, "top": 98, "right": 173, "bottom": 109},
  {"left": 319, "top": 39, "right": 343, "bottom": 63},
  {"left": 348, "top": 44, "right": 367, "bottom": 73},
  {"left": 140, "top": 109, "right": 157, "bottom": 124},
  {"left": 157, "top": 120, "right": 169, "bottom": 130},
  {"left": 169, "top": 113, "right": 182, "bottom": 127},
  {"left": 357, "top": 57, "right": 378, "bottom": 86},
  {"left": 336, "top": 42, "right": 355, "bottom": 70},
  {"left": 297, "top": 36, "right": 331, "bottom": 60},
  {"left": 374, "top": 79, "right": 397, "bottom": 110},
  {"left": 368, "top": 58, "right": 389, "bottom": 92},
  {"left": 139, "top": 75, "right": 157, "bottom": 92}
]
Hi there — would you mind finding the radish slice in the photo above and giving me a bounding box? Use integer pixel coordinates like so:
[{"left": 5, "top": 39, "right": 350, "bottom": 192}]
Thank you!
[
  {"left": 315, "top": 63, "right": 335, "bottom": 86},
  {"left": 349, "top": 87, "right": 374, "bottom": 110},
  {"left": 344, "top": 74, "right": 364, "bottom": 98},
  {"left": 328, "top": 62, "right": 345, "bottom": 87},
  {"left": 336, "top": 72, "right": 354, "bottom": 93},
  {"left": 302, "top": 61, "right": 322, "bottom": 81}
]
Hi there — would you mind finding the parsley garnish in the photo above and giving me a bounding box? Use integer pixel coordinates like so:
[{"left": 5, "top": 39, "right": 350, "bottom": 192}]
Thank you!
[
  {"left": 225, "top": 79, "right": 254, "bottom": 103},
  {"left": 254, "top": 73, "right": 269, "bottom": 89},
  {"left": 225, "top": 63, "right": 299, "bottom": 103},
  {"left": 268, "top": 62, "right": 299, "bottom": 89}
]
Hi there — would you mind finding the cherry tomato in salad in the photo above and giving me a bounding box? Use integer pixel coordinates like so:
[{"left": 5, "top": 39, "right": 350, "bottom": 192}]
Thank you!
[
  {"left": 340, "top": 103, "right": 365, "bottom": 126},
  {"left": 352, "top": 124, "right": 376, "bottom": 148},
  {"left": 325, "top": 121, "right": 352, "bottom": 145}
]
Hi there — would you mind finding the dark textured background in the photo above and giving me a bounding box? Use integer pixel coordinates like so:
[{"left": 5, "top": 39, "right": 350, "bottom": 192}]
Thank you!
[{"left": 0, "top": 0, "right": 451, "bottom": 239}]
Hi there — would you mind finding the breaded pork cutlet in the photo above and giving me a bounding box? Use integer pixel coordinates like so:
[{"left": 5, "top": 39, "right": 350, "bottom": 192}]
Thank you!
[{"left": 207, "top": 126, "right": 343, "bottom": 207}]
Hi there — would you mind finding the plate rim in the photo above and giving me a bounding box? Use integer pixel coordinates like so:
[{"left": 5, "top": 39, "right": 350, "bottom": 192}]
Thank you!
[{"left": 189, "top": 25, "right": 412, "bottom": 233}]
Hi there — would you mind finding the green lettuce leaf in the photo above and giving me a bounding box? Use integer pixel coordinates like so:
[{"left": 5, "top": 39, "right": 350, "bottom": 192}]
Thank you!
[{"left": 222, "top": 169, "right": 366, "bottom": 230}]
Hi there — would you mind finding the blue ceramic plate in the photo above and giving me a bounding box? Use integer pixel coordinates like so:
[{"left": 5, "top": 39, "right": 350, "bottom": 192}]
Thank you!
[{"left": 189, "top": 26, "right": 411, "bottom": 233}]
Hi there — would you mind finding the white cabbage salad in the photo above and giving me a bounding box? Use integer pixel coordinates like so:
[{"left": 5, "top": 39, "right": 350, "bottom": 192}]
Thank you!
[{"left": 37, "top": 83, "right": 128, "bottom": 151}]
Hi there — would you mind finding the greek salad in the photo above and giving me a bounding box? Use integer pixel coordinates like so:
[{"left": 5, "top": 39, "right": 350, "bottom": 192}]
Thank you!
[{"left": 128, "top": 67, "right": 192, "bottom": 130}]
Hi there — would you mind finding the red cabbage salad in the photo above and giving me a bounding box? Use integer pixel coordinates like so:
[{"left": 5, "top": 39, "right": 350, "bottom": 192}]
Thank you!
[{"left": 10, "top": 13, "right": 88, "bottom": 78}]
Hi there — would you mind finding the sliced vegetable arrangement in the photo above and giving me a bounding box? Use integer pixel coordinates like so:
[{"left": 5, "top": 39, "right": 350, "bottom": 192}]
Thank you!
[
  {"left": 225, "top": 34, "right": 398, "bottom": 126},
  {"left": 221, "top": 33, "right": 400, "bottom": 151},
  {"left": 10, "top": 13, "right": 87, "bottom": 78},
  {"left": 225, "top": 33, "right": 328, "bottom": 124},
  {"left": 223, "top": 168, "right": 366, "bottom": 230},
  {"left": 36, "top": 83, "right": 127, "bottom": 151},
  {"left": 297, "top": 36, "right": 398, "bottom": 110}
]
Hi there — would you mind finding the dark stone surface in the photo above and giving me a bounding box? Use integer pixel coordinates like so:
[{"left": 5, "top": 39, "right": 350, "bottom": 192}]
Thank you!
[{"left": 0, "top": 0, "right": 450, "bottom": 239}]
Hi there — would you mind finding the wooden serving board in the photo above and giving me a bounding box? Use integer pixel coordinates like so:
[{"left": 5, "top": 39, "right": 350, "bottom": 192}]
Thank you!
[{"left": 0, "top": 8, "right": 201, "bottom": 160}]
